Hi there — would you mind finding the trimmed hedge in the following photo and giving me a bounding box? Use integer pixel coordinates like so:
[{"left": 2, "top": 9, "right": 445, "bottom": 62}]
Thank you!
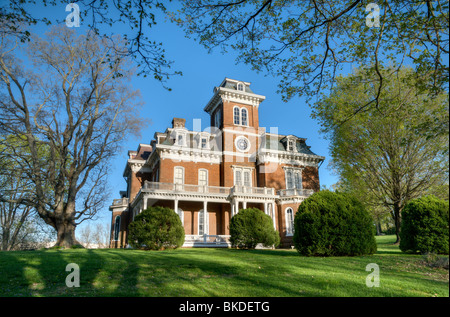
[
  {"left": 400, "top": 195, "right": 449, "bottom": 254},
  {"left": 293, "top": 190, "right": 377, "bottom": 256},
  {"left": 128, "top": 206, "right": 185, "bottom": 250},
  {"left": 230, "top": 208, "right": 280, "bottom": 249}
]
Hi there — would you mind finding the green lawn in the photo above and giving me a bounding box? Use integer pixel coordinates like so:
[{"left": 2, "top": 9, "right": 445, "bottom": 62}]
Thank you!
[{"left": 0, "top": 235, "right": 448, "bottom": 297}]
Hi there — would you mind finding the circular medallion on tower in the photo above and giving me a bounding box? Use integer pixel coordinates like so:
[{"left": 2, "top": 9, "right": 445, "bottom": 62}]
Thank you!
[{"left": 235, "top": 136, "right": 250, "bottom": 152}]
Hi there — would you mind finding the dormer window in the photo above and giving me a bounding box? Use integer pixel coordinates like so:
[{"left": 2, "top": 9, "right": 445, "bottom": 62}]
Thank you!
[
  {"left": 196, "top": 132, "right": 210, "bottom": 150},
  {"left": 288, "top": 140, "right": 294, "bottom": 151},
  {"left": 237, "top": 82, "right": 244, "bottom": 91},
  {"left": 285, "top": 136, "right": 297, "bottom": 152},
  {"left": 172, "top": 129, "right": 187, "bottom": 147},
  {"left": 201, "top": 137, "right": 207, "bottom": 149}
]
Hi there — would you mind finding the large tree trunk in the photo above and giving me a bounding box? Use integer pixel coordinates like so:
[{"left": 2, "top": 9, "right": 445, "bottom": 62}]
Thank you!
[
  {"left": 54, "top": 220, "right": 82, "bottom": 248},
  {"left": 50, "top": 203, "right": 83, "bottom": 248}
]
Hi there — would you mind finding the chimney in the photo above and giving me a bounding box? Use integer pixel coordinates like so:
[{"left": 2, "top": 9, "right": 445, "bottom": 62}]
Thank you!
[{"left": 172, "top": 117, "right": 186, "bottom": 129}]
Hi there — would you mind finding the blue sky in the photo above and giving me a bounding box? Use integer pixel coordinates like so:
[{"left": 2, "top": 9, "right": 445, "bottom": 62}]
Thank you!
[{"left": 25, "top": 2, "right": 339, "bottom": 231}]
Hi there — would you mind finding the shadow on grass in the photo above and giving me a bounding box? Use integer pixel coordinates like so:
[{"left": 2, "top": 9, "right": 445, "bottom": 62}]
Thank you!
[{"left": 1, "top": 240, "right": 448, "bottom": 297}]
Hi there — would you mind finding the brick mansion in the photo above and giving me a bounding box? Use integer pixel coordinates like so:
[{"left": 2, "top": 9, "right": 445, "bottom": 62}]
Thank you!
[{"left": 109, "top": 78, "right": 325, "bottom": 248}]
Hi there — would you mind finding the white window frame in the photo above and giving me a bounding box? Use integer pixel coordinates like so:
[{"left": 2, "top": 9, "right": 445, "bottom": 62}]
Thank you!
[
  {"left": 201, "top": 137, "right": 207, "bottom": 149},
  {"left": 286, "top": 137, "right": 297, "bottom": 152},
  {"left": 173, "top": 130, "right": 187, "bottom": 147},
  {"left": 286, "top": 170, "right": 294, "bottom": 189},
  {"left": 233, "top": 166, "right": 253, "bottom": 187},
  {"left": 233, "top": 106, "right": 241, "bottom": 125},
  {"left": 198, "top": 169, "right": 208, "bottom": 186},
  {"left": 240, "top": 108, "right": 248, "bottom": 126},
  {"left": 285, "top": 207, "right": 294, "bottom": 236},
  {"left": 174, "top": 166, "right": 185, "bottom": 184},
  {"left": 237, "top": 82, "right": 244, "bottom": 91},
  {"left": 283, "top": 167, "right": 303, "bottom": 190}
]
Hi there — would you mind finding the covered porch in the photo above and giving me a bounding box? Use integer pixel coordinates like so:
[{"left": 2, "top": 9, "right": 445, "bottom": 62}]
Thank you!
[{"left": 131, "top": 181, "right": 278, "bottom": 247}]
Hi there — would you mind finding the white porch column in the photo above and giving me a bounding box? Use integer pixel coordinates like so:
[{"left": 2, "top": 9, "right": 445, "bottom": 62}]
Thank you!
[
  {"left": 243, "top": 201, "right": 247, "bottom": 209},
  {"left": 230, "top": 200, "right": 235, "bottom": 217},
  {"left": 235, "top": 200, "right": 239, "bottom": 215},
  {"left": 271, "top": 202, "right": 276, "bottom": 230},
  {"left": 203, "top": 200, "right": 208, "bottom": 235},
  {"left": 264, "top": 202, "right": 268, "bottom": 215},
  {"left": 174, "top": 198, "right": 178, "bottom": 214},
  {"left": 143, "top": 194, "right": 148, "bottom": 211}
]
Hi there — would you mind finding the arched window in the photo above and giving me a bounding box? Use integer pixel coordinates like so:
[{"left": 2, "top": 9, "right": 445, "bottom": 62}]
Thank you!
[
  {"left": 285, "top": 208, "right": 294, "bottom": 236},
  {"left": 114, "top": 216, "right": 121, "bottom": 241},
  {"left": 233, "top": 106, "right": 240, "bottom": 125},
  {"left": 241, "top": 108, "right": 248, "bottom": 126},
  {"left": 237, "top": 82, "right": 244, "bottom": 91},
  {"left": 198, "top": 169, "right": 208, "bottom": 186}
]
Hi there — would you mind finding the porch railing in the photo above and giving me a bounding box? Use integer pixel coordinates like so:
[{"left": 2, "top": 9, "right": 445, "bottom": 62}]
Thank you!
[
  {"left": 277, "top": 188, "right": 315, "bottom": 197},
  {"left": 143, "top": 181, "right": 230, "bottom": 195},
  {"left": 142, "top": 181, "right": 313, "bottom": 198}
]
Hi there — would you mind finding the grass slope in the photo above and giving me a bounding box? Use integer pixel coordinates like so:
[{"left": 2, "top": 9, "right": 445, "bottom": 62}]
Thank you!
[{"left": 0, "top": 235, "right": 448, "bottom": 297}]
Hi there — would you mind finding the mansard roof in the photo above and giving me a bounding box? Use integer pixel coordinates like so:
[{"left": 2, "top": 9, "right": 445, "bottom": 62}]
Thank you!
[{"left": 265, "top": 134, "right": 319, "bottom": 156}]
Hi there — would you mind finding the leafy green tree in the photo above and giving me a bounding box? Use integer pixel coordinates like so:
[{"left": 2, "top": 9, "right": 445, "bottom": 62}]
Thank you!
[
  {"left": 312, "top": 66, "right": 449, "bottom": 243},
  {"left": 293, "top": 190, "right": 377, "bottom": 256},
  {"left": 175, "top": 0, "right": 448, "bottom": 112},
  {"left": 229, "top": 207, "right": 280, "bottom": 249},
  {"left": 128, "top": 206, "right": 185, "bottom": 250},
  {"left": 400, "top": 195, "right": 449, "bottom": 254}
]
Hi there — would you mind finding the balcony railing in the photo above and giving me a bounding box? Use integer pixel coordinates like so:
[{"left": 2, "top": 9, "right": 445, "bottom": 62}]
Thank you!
[
  {"left": 230, "top": 185, "right": 275, "bottom": 196},
  {"left": 143, "top": 181, "right": 230, "bottom": 195},
  {"left": 142, "top": 181, "right": 312, "bottom": 198},
  {"left": 278, "top": 188, "right": 315, "bottom": 197},
  {"left": 112, "top": 197, "right": 129, "bottom": 206}
]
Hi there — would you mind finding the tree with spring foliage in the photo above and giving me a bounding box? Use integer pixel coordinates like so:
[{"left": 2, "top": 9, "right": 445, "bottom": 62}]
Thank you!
[
  {"left": 175, "top": 0, "right": 448, "bottom": 125},
  {"left": 312, "top": 66, "right": 449, "bottom": 244}
]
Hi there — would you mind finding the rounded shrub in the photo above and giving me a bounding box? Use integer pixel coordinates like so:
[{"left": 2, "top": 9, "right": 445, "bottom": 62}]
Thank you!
[
  {"left": 230, "top": 207, "right": 280, "bottom": 249},
  {"left": 400, "top": 195, "right": 449, "bottom": 254},
  {"left": 128, "top": 206, "right": 185, "bottom": 250},
  {"left": 293, "top": 190, "right": 377, "bottom": 256}
]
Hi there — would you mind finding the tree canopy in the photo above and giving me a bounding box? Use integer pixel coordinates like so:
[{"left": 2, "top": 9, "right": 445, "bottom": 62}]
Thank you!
[
  {"left": 312, "top": 66, "right": 449, "bottom": 243},
  {"left": 175, "top": 0, "right": 448, "bottom": 116}
]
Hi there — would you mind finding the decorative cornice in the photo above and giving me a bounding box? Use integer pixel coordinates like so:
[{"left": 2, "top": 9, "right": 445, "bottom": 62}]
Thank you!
[
  {"left": 257, "top": 149, "right": 324, "bottom": 167},
  {"left": 204, "top": 87, "right": 266, "bottom": 114}
]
